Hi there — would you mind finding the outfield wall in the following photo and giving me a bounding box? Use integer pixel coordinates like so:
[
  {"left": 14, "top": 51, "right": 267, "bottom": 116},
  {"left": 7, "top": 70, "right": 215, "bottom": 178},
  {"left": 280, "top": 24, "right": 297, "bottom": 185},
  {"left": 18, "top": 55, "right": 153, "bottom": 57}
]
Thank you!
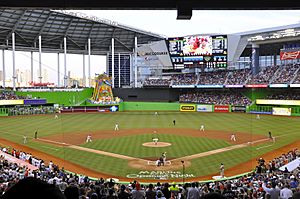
[
  {"left": 121, "top": 102, "right": 180, "bottom": 111},
  {"left": 16, "top": 88, "right": 93, "bottom": 106}
]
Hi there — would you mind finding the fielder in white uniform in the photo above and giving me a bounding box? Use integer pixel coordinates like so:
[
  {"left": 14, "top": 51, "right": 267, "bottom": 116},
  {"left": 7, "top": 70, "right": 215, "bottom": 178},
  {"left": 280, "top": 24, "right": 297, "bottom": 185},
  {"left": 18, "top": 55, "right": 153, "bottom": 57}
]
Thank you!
[
  {"left": 256, "top": 114, "right": 260, "bottom": 120},
  {"left": 55, "top": 114, "right": 58, "bottom": 119},
  {"left": 220, "top": 163, "right": 225, "bottom": 178},
  {"left": 230, "top": 133, "right": 236, "bottom": 141},
  {"left": 86, "top": 135, "right": 92, "bottom": 143},
  {"left": 23, "top": 136, "right": 27, "bottom": 144},
  {"left": 200, "top": 124, "right": 205, "bottom": 131},
  {"left": 114, "top": 123, "right": 119, "bottom": 131}
]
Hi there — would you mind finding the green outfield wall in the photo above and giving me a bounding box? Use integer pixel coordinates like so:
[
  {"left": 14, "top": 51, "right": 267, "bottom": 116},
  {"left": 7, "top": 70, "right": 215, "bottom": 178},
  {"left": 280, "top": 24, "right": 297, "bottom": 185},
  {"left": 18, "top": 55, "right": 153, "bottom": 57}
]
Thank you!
[
  {"left": 16, "top": 88, "right": 93, "bottom": 106},
  {"left": 121, "top": 102, "right": 180, "bottom": 111}
]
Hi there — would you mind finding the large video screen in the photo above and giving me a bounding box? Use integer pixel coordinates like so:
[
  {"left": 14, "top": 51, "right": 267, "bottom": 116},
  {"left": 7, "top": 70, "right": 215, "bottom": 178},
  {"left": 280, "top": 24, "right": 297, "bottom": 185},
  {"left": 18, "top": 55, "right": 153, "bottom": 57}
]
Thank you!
[{"left": 167, "top": 35, "right": 227, "bottom": 69}]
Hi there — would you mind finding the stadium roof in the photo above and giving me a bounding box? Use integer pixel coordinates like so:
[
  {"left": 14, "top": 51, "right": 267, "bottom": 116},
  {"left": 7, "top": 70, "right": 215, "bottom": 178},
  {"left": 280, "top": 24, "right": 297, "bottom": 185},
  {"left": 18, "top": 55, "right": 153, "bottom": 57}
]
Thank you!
[
  {"left": 234, "top": 23, "right": 300, "bottom": 44},
  {"left": 0, "top": 9, "right": 165, "bottom": 55}
]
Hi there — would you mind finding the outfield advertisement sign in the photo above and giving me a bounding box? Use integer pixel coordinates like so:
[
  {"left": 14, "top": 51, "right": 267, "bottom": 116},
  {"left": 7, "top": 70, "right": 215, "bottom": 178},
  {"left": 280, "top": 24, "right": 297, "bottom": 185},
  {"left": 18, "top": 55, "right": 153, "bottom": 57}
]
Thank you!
[
  {"left": 272, "top": 107, "right": 291, "bottom": 116},
  {"left": 245, "top": 84, "right": 268, "bottom": 88},
  {"left": 24, "top": 99, "right": 47, "bottom": 105},
  {"left": 224, "top": 85, "right": 244, "bottom": 88},
  {"left": 269, "top": 84, "right": 288, "bottom": 88},
  {"left": 0, "top": 100, "right": 24, "bottom": 105},
  {"left": 256, "top": 99, "right": 300, "bottom": 106},
  {"left": 196, "top": 85, "right": 223, "bottom": 88},
  {"left": 197, "top": 105, "right": 213, "bottom": 112},
  {"left": 290, "top": 84, "right": 300, "bottom": 88},
  {"left": 180, "top": 104, "right": 196, "bottom": 112},
  {"left": 231, "top": 106, "right": 246, "bottom": 112},
  {"left": 171, "top": 85, "right": 195, "bottom": 88},
  {"left": 214, "top": 105, "right": 229, "bottom": 112}
]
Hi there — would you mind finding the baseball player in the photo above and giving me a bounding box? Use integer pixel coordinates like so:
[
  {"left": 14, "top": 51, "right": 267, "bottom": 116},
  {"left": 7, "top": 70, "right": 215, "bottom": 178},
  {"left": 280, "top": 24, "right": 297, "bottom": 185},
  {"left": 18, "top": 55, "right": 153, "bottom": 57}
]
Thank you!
[
  {"left": 152, "top": 137, "right": 159, "bottom": 145},
  {"left": 220, "top": 163, "right": 225, "bottom": 178},
  {"left": 86, "top": 135, "right": 92, "bottom": 143},
  {"left": 256, "top": 114, "right": 260, "bottom": 120},
  {"left": 200, "top": 124, "right": 205, "bottom": 131},
  {"left": 54, "top": 114, "right": 58, "bottom": 119},
  {"left": 23, "top": 135, "right": 27, "bottom": 144},
  {"left": 114, "top": 123, "right": 119, "bottom": 131},
  {"left": 230, "top": 133, "right": 236, "bottom": 142}
]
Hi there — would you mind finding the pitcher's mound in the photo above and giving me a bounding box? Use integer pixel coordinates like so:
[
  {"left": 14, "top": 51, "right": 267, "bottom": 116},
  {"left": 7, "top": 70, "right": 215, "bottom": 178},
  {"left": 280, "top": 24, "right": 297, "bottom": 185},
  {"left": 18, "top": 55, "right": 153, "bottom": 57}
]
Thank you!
[{"left": 142, "top": 142, "right": 172, "bottom": 147}]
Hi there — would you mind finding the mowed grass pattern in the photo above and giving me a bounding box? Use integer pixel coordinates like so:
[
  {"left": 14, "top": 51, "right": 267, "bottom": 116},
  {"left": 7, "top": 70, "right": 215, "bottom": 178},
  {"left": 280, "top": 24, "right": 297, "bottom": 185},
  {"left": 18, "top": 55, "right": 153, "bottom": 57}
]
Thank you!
[
  {"left": 0, "top": 112, "right": 300, "bottom": 179},
  {"left": 81, "top": 134, "right": 231, "bottom": 158}
]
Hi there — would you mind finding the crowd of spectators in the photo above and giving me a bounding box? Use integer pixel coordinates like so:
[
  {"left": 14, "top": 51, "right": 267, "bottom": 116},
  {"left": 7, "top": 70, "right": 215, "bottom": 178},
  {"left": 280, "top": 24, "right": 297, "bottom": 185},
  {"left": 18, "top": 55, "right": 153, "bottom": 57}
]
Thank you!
[
  {"left": 0, "top": 90, "right": 28, "bottom": 100},
  {"left": 143, "top": 78, "right": 171, "bottom": 87},
  {"left": 198, "top": 70, "right": 228, "bottom": 85},
  {"left": 179, "top": 91, "right": 252, "bottom": 106},
  {"left": 265, "top": 91, "right": 300, "bottom": 100},
  {"left": 226, "top": 69, "right": 251, "bottom": 85},
  {"left": 8, "top": 106, "right": 56, "bottom": 116},
  {"left": 272, "top": 64, "right": 300, "bottom": 84},
  {"left": 0, "top": 145, "right": 300, "bottom": 199},
  {"left": 247, "top": 65, "right": 280, "bottom": 85},
  {"left": 172, "top": 74, "right": 198, "bottom": 85}
]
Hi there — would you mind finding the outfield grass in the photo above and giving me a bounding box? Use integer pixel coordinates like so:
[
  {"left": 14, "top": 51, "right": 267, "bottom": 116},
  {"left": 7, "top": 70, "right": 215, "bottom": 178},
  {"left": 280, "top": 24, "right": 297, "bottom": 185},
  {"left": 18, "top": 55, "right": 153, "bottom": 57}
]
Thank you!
[{"left": 0, "top": 112, "right": 299, "bottom": 180}]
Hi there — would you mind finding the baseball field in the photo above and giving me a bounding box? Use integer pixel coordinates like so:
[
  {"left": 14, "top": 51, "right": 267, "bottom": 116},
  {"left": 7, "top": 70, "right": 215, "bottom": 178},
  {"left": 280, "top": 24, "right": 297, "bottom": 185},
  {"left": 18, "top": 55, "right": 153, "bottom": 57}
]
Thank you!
[{"left": 0, "top": 111, "right": 299, "bottom": 182}]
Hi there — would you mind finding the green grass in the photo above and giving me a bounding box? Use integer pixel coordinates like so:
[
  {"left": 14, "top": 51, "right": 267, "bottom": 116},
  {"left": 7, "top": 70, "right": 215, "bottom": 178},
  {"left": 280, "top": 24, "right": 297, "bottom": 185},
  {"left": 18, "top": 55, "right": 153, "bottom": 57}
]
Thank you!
[
  {"left": 0, "top": 112, "right": 299, "bottom": 180},
  {"left": 81, "top": 134, "right": 231, "bottom": 158}
]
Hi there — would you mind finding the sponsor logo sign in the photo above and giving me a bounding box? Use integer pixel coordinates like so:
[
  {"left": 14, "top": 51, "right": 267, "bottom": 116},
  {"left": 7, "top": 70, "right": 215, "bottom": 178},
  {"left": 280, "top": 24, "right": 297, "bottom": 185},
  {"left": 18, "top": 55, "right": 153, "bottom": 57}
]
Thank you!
[
  {"left": 180, "top": 104, "right": 196, "bottom": 112},
  {"left": 272, "top": 107, "right": 291, "bottom": 116},
  {"left": 280, "top": 51, "right": 300, "bottom": 60},
  {"left": 24, "top": 99, "right": 47, "bottom": 105},
  {"left": 214, "top": 105, "right": 229, "bottom": 112},
  {"left": 245, "top": 84, "right": 268, "bottom": 88},
  {"left": 0, "top": 100, "right": 24, "bottom": 105},
  {"left": 231, "top": 106, "right": 246, "bottom": 113},
  {"left": 197, "top": 105, "right": 213, "bottom": 112},
  {"left": 256, "top": 99, "right": 300, "bottom": 106}
]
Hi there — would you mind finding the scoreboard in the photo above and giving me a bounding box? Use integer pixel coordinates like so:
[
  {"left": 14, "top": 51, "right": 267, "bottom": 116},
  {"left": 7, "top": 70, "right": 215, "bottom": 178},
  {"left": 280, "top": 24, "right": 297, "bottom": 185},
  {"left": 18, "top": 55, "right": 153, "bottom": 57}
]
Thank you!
[{"left": 167, "top": 35, "right": 227, "bottom": 69}]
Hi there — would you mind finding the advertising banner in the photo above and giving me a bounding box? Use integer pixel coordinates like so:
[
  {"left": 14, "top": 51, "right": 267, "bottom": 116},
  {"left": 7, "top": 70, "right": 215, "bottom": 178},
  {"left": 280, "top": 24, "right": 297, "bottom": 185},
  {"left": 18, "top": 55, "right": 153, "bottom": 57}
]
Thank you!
[
  {"left": 231, "top": 105, "right": 246, "bottom": 113},
  {"left": 214, "top": 105, "right": 229, "bottom": 112},
  {"left": 245, "top": 84, "right": 268, "bottom": 88},
  {"left": 0, "top": 100, "right": 24, "bottom": 106},
  {"left": 197, "top": 105, "right": 213, "bottom": 112},
  {"left": 180, "top": 104, "right": 196, "bottom": 112},
  {"left": 196, "top": 85, "right": 223, "bottom": 88},
  {"left": 224, "top": 85, "right": 244, "bottom": 88},
  {"left": 272, "top": 107, "right": 291, "bottom": 116},
  {"left": 280, "top": 51, "right": 300, "bottom": 60},
  {"left": 256, "top": 99, "right": 300, "bottom": 106},
  {"left": 24, "top": 99, "right": 47, "bottom": 105},
  {"left": 269, "top": 84, "right": 288, "bottom": 88}
]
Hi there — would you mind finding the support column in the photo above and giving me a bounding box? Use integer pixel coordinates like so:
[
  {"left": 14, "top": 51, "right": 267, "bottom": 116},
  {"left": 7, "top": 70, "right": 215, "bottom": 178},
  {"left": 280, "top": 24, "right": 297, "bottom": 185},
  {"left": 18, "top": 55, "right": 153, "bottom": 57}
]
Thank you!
[
  {"left": 30, "top": 51, "right": 33, "bottom": 83},
  {"left": 118, "top": 53, "right": 121, "bottom": 88},
  {"left": 111, "top": 38, "right": 114, "bottom": 88},
  {"left": 251, "top": 43, "right": 260, "bottom": 75},
  {"left": 12, "top": 32, "right": 16, "bottom": 90},
  {"left": 83, "top": 54, "right": 86, "bottom": 87},
  {"left": 273, "top": 53, "right": 277, "bottom": 66},
  {"left": 57, "top": 53, "right": 60, "bottom": 87},
  {"left": 134, "top": 36, "right": 138, "bottom": 88},
  {"left": 88, "top": 38, "right": 91, "bottom": 87},
  {"left": 64, "top": 37, "right": 67, "bottom": 87},
  {"left": 2, "top": 50, "right": 5, "bottom": 88},
  {"left": 38, "top": 35, "right": 42, "bottom": 83}
]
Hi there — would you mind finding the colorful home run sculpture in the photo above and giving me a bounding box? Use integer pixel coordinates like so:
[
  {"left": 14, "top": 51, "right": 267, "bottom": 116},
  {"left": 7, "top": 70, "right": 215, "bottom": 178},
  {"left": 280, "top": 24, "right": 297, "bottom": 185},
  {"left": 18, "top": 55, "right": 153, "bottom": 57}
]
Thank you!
[{"left": 91, "top": 73, "right": 121, "bottom": 104}]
